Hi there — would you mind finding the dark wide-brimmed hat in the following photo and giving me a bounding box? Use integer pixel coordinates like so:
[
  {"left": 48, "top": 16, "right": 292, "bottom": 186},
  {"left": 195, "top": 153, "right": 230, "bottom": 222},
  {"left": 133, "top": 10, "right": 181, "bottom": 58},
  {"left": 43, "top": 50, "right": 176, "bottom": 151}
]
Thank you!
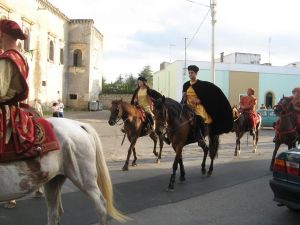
[
  {"left": 0, "top": 19, "right": 27, "bottom": 40},
  {"left": 187, "top": 65, "right": 199, "bottom": 73},
  {"left": 137, "top": 76, "right": 147, "bottom": 82}
]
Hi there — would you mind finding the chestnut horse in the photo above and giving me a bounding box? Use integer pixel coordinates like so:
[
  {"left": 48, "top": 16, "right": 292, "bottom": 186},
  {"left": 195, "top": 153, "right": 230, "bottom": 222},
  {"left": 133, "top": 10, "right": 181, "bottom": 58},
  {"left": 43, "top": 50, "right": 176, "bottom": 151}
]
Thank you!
[
  {"left": 108, "top": 99, "right": 164, "bottom": 171},
  {"left": 270, "top": 96, "right": 300, "bottom": 170},
  {"left": 153, "top": 96, "right": 220, "bottom": 191},
  {"left": 0, "top": 118, "right": 126, "bottom": 225}
]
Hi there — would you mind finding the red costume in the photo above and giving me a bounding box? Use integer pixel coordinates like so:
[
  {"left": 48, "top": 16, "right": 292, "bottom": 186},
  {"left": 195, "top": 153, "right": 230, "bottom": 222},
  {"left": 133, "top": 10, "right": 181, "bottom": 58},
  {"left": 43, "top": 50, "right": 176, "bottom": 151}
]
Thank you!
[
  {"left": 240, "top": 90, "right": 258, "bottom": 130},
  {"left": 0, "top": 19, "right": 59, "bottom": 161}
]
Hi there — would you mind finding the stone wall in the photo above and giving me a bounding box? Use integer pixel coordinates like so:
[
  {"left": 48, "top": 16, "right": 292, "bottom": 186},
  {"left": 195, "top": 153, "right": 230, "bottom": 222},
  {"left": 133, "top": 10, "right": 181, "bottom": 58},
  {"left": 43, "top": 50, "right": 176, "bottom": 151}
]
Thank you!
[{"left": 98, "top": 94, "right": 132, "bottom": 109}]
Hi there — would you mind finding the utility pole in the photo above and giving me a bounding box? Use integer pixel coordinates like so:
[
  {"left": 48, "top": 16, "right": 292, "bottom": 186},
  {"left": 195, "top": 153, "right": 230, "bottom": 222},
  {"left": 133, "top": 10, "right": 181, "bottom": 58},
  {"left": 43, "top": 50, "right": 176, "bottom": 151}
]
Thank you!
[{"left": 210, "top": 0, "right": 216, "bottom": 84}]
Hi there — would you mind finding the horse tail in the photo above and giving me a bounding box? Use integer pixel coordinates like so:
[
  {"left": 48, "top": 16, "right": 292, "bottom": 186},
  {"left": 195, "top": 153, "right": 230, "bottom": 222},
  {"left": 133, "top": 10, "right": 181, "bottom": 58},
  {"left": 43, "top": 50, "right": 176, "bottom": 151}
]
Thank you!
[{"left": 84, "top": 124, "right": 128, "bottom": 222}]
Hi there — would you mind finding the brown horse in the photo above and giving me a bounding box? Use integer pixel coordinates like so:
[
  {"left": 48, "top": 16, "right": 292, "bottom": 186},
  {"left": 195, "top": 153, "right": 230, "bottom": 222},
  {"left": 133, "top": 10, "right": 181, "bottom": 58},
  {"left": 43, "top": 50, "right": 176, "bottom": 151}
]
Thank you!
[
  {"left": 270, "top": 96, "right": 299, "bottom": 170},
  {"left": 108, "top": 99, "right": 164, "bottom": 171},
  {"left": 232, "top": 108, "right": 261, "bottom": 156},
  {"left": 153, "top": 96, "right": 219, "bottom": 191}
]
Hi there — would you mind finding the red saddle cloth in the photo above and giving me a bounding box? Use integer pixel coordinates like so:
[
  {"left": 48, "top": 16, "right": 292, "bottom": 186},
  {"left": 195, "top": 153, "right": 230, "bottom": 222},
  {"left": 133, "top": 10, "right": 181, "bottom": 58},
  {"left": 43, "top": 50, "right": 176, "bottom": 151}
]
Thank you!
[
  {"left": 0, "top": 117, "right": 60, "bottom": 163},
  {"left": 136, "top": 107, "right": 146, "bottom": 122}
]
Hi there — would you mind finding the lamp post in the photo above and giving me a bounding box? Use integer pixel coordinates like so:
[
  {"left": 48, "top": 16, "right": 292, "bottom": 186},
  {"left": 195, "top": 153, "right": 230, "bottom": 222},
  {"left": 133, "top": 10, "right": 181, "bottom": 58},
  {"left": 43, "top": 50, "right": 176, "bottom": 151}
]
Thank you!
[{"left": 210, "top": 0, "right": 216, "bottom": 84}]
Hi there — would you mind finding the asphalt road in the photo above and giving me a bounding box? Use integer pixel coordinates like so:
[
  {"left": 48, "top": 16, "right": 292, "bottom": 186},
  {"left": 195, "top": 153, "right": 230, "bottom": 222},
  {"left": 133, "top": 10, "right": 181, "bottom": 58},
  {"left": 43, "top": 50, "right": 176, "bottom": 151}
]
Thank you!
[{"left": 0, "top": 111, "right": 299, "bottom": 225}]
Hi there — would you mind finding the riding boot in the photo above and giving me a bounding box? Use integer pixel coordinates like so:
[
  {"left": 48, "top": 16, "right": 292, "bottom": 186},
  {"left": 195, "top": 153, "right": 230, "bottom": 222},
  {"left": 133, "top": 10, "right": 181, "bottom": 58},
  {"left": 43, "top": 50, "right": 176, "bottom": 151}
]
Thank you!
[{"left": 195, "top": 116, "right": 205, "bottom": 143}]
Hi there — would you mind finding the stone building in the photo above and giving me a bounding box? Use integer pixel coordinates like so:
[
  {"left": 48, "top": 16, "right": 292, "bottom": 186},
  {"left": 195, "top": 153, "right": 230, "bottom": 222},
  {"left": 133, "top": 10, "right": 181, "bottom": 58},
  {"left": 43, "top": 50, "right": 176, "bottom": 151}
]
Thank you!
[{"left": 0, "top": 0, "right": 103, "bottom": 109}]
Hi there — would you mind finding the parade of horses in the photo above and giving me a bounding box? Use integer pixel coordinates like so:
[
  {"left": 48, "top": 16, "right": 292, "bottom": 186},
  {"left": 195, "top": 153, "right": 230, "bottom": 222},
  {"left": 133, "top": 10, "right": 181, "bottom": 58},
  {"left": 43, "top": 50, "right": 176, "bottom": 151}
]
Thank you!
[{"left": 1, "top": 1, "right": 300, "bottom": 225}]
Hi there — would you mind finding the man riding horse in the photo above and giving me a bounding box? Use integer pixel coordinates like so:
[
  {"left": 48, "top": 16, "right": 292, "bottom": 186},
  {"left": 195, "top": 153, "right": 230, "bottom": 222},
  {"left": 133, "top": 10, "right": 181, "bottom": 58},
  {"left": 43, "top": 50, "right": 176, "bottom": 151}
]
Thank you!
[
  {"left": 239, "top": 87, "right": 259, "bottom": 135},
  {"left": 0, "top": 19, "right": 39, "bottom": 156},
  {"left": 181, "top": 65, "right": 233, "bottom": 144},
  {"left": 131, "top": 76, "right": 161, "bottom": 131}
]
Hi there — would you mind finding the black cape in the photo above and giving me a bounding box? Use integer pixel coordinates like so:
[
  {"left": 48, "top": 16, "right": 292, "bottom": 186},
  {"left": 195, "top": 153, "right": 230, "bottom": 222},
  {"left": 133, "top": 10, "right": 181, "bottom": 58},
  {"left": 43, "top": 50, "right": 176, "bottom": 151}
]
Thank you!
[
  {"left": 182, "top": 80, "right": 233, "bottom": 135},
  {"left": 130, "top": 87, "right": 162, "bottom": 105}
]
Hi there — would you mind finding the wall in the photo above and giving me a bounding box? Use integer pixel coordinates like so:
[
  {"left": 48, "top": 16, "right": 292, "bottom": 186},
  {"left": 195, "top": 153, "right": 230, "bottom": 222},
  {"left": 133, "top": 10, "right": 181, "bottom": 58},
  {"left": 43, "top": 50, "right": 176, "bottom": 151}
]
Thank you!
[{"left": 98, "top": 94, "right": 132, "bottom": 109}]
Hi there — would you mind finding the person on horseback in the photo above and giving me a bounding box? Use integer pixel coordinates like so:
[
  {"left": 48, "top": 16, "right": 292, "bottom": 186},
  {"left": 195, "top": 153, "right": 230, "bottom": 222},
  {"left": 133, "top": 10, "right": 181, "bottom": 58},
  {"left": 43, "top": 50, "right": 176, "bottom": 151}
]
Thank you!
[
  {"left": 131, "top": 76, "right": 160, "bottom": 131},
  {"left": 0, "top": 19, "right": 39, "bottom": 156},
  {"left": 291, "top": 87, "right": 300, "bottom": 130},
  {"left": 239, "top": 88, "right": 258, "bottom": 135},
  {"left": 181, "top": 65, "right": 233, "bottom": 144}
]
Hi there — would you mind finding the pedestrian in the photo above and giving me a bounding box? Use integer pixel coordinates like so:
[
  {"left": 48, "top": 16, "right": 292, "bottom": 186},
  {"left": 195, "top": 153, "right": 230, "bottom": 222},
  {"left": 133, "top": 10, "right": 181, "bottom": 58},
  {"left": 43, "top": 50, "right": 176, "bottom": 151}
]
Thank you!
[
  {"left": 52, "top": 102, "right": 60, "bottom": 117},
  {"left": 57, "top": 99, "right": 64, "bottom": 117},
  {"left": 33, "top": 98, "right": 43, "bottom": 117}
]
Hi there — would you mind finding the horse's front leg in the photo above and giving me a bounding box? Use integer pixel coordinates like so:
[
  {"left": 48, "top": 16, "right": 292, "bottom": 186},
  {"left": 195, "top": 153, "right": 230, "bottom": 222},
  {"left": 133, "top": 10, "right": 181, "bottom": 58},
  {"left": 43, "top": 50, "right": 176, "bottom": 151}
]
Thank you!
[
  {"left": 123, "top": 137, "right": 137, "bottom": 171},
  {"left": 207, "top": 135, "right": 219, "bottom": 176},
  {"left": 157, "top": 134, "right": 164, "bottom": 164},
  {"left": 131, "top": 147, "right": 138, "bottom": 167},
  {"left": 270, "top": 141, "right": 281, "bottom": 171},
  {"left": 167, "top": 146, "right": 182, "bottom": 191},
  {"left": 252, "top": 129, "right": 258, "bottom": 153},
  {"left": 149, "top": 131, "right": 158, "bottom": 159},
  {"left": 198, "top": 140, "right": 209, "bottom": 174},
  {"left": 178, "top": 156, "right": 185, "bottom": 182},
  {"left": 234, "top": 132, "right": 242, "bottom": 156}
]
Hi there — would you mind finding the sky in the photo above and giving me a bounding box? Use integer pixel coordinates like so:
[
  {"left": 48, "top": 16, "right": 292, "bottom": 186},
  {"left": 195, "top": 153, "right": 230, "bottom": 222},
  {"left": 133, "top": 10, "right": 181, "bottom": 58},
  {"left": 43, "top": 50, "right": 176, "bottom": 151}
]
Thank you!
[{"left": 49, "top": 0, "right": 300, "bottom": 82}]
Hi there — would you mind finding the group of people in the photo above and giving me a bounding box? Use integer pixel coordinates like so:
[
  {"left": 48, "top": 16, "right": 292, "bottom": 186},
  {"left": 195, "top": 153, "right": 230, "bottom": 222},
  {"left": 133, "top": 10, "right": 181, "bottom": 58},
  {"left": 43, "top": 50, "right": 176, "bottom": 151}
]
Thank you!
[{"left": 52, "top": 99, "right": 64, "bottom": 117}]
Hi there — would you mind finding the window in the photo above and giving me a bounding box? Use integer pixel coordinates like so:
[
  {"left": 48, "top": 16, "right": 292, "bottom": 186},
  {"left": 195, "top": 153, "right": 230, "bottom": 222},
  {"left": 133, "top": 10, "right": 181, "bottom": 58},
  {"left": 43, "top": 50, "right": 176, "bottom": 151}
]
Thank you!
[
  {"left": 69, "top": 94, "right": 77, "bottom": 100},
  {"left": 73, "top": 49, "right": 82, "bottom": 67},
  {"left": 42, "top": 81, "right": 47, "bottom": 86},
  {"left": 60, "top": 48, "right": 64, "bottom": 64},
  {"left": 265, "top": 92, "right": 274, "bottom": 108},
  {"left": 23, "top": 28, "right": 30, "bottom": 52},
  {"left": 49, "top": 41, "right": 54, "bottom": 61}
]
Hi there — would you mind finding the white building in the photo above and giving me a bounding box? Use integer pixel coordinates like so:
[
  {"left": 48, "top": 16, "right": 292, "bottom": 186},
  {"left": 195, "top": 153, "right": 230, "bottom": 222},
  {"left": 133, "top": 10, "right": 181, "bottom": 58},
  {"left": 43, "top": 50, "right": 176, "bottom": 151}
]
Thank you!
[{"left": 0, "top": 0, "right": 103, "bottom": 109}]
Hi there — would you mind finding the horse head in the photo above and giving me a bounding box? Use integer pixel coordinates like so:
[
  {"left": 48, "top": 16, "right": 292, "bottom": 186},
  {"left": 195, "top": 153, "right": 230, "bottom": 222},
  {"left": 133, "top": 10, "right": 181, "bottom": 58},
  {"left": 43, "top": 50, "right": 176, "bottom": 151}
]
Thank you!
[
  {"left": 108, "top": 99, "right": 123, "bottom": 126},
  {"left": 274, "top": 95, "right": 293, "bottom": 116},
  {"left": 232, "top": 106, "right": 240, "bottom": 121},
  {"left": 152, "top": 96, "right": 167, "bottom": 135}
]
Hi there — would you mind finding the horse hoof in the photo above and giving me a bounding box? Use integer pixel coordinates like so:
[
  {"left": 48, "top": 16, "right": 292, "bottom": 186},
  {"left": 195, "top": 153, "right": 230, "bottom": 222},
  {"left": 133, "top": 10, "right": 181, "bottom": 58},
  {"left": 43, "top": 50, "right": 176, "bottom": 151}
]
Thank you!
[
  {"left": 4, "top": 200, "right": 16, "bottom": 209},
  {"left": 131, "top": 163, "right": 137, "bottom": 167},
  {"left": 166, "top": 187, "right": 174, "bottom": 192},
  {"left": 122, "top": 166, "right": 129, "bottom": 171},
  {"left": 179, "top": 176, "right": 186, "bottom": 183},
  {"left": 252, "top": 149, "right": 257, "bottom": 153},
  {"left": 156, "top": 159, "right": 160, "bottom": 164},
  {"left": 207, "top": 171, "right": 212, "bottom": 176}
]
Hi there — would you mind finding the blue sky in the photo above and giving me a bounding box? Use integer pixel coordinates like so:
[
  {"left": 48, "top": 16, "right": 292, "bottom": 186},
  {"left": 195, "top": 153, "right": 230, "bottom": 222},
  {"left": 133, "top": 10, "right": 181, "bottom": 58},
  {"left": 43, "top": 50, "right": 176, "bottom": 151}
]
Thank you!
[{"left": 50, "top": 0, "right": 300, "bottom": 82}]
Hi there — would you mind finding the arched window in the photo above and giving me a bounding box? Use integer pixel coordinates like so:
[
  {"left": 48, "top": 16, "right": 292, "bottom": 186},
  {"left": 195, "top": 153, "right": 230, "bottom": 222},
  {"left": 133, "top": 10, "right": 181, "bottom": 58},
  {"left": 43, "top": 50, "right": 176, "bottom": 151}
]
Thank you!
[
  {"left": 0, "top": 15, "right": 7, "bottom": 20},
  {"left": 24, "top": 28, "right": 30, "bottom": 52},
  {"left": 73, "top": 49, "right": 82, "bottom": 67},
  {"left": 265, "top": 92, "right": 274, "bottom": 108},
  {"left": 49, "top": 41, "right": 54, "bottom": 61},
  {"left": 60, "top": 48, "right": 64, "bottom": 64}
]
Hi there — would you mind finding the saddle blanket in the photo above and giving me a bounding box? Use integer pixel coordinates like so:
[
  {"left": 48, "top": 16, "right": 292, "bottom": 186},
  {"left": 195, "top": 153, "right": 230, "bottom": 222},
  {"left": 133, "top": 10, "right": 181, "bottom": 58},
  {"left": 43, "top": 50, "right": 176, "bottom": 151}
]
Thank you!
[{"left": 0, "top": 118, "right": 60, "bottom": 163}]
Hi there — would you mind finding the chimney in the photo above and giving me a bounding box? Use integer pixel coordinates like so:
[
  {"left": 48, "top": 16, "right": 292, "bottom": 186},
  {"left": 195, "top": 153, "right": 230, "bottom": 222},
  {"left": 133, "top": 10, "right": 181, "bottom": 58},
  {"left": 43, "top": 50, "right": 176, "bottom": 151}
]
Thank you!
[{"left": 220, "top": 52, "right": 224, "bottom": 63}]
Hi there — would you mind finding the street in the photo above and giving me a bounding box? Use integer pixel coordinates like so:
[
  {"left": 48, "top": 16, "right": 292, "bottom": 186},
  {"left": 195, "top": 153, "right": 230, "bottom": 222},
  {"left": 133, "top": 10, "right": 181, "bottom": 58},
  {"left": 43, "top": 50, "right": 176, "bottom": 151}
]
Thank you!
[{"left": 0, "top": 111, "right": 299, "bottom": 225}]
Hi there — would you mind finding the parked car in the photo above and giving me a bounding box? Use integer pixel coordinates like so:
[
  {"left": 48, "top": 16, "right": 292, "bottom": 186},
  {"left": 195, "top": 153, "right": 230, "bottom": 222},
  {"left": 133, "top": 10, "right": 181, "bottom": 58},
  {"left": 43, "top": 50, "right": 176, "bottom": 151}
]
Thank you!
[
  {"left": 257, "top": 109, "right": 278, "bottom": 128},
  {"left": 269, "top": 147, "right": 300, "bottom": 211}
]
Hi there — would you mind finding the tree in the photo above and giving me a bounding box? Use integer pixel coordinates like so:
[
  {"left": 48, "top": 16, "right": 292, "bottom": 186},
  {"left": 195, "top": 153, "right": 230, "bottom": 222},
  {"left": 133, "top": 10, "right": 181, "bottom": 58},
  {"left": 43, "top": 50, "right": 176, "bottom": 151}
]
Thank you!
[{"left": 138, "top": 65, "right": 153, "bottom": 87}]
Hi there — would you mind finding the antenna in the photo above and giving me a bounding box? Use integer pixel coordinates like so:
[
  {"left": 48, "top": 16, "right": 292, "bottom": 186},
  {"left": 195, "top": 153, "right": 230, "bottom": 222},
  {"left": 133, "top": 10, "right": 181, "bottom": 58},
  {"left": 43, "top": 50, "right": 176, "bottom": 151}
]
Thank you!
[{"left": 268, "top": 36, "right": 272, "bottom": 64}]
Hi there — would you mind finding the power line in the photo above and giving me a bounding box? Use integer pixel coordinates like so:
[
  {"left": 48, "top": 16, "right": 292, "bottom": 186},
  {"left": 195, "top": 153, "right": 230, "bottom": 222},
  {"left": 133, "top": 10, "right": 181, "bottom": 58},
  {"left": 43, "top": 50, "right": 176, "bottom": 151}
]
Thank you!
[
  {"left": 186, "top": 8, "right": 210, "bottom": 49},
  {"left": 184, "top": 0, "right": 210, "bottom": 7}
]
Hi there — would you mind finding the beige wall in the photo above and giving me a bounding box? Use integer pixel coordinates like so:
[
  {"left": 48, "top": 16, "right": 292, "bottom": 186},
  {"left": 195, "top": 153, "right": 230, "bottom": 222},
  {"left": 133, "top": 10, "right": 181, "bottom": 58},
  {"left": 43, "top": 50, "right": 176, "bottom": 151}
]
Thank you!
[{"left": 229, "top": 71, "right": 259, "bottom": 107}]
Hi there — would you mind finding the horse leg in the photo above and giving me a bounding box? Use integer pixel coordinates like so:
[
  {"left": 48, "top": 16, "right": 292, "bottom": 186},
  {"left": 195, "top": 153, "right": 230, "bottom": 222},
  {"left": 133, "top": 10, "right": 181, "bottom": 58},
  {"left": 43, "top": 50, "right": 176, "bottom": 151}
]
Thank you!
[
  {"left": 252, "top": 131, "right": 256, "bottom": 153},
  {"left": 44, "top": 175, "right": 66, "bottom": 225},
  {"left": 156, "top": 134, "right": 164, "bottom": 164},
  {"left": 270, "top": 141, "right": 281, "bottom": 171},
  {"left": 234, "top": 132, "right": 242, "bottom": 156},
  {"left": 178, "top": 156, "right": 186, "bottom": 182},
  {"left": 167, "top": 146, "right": 182, "bottom": 191},
  {"left": 207, "top": 134, "right": 219, "bottom": 176},
  {"left": 131, "top": 147, "right": 138, "bottom": 167},
  {"left": 198, "top": 140, "right": 209, "bottom": 175},
  {"left": 253, "top": 129, "right": 259, "bottom": 153},
  {"left": 123, "top": 137, "right": 137, "bottom": 171},
  {"left": 149, "top": 131, "right": 158, "bottom": 159}
]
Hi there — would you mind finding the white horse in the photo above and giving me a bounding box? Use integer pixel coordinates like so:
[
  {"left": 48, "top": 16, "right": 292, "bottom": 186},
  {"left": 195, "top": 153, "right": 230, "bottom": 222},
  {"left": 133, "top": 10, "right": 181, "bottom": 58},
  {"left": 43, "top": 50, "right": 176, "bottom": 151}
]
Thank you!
[{"left": 0, "top": 118, "right": 126, "bottom": 225}]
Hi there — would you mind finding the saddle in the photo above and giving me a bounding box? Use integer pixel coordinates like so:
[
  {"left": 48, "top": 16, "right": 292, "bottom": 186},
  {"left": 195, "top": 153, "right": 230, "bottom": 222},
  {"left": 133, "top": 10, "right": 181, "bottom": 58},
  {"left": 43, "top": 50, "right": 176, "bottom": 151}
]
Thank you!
[{"left": 0, "top": 106, "right": 60, "bottom": 163}]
